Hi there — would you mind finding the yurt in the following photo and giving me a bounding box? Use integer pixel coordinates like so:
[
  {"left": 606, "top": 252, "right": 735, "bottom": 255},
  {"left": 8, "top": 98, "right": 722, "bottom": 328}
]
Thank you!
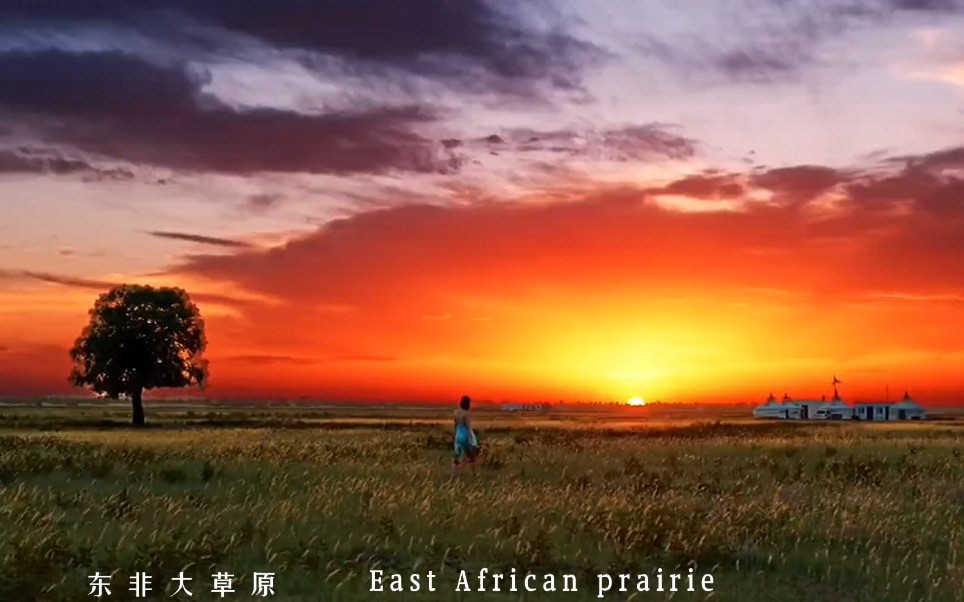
[
  {"left": 824, "top": 398, "right": 854, "bottom": 420},
  {"left": 753, "top": 394, "right": 799, "bottom": 419},
  {"left": 894, "top": 392, "right": 926, "bottom": 420},
  {"left": 793, "top": 398, "right": 828, "bottom": 420},
  {"left": 781, "top": 401, "right": 802, "bottom": 419}
]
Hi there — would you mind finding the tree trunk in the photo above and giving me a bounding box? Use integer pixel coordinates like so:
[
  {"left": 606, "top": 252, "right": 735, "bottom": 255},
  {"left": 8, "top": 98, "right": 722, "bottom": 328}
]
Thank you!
[{"left": 131, "top": 387, "right": 145, "bottom": 427}]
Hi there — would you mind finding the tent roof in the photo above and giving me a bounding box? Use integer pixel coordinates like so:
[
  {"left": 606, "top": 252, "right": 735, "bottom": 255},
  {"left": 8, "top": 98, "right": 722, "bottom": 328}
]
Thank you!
[{"left": 895, "top": 400, "right": 923, "bottom": 409}]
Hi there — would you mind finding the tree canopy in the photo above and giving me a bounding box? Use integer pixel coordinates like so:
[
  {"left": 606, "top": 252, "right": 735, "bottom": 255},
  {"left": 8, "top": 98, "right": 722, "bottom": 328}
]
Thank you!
[{"left": 69, "top": 284, "right": 208, "bottom": 426}]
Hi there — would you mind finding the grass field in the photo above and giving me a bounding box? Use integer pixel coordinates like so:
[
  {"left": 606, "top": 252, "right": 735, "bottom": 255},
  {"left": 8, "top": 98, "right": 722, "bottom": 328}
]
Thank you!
[{"left": 0, "top": 404, "right": 962, "bottom": 601}]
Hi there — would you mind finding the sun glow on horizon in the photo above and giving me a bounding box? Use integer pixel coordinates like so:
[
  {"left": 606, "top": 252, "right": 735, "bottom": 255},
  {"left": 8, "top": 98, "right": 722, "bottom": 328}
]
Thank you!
[{"left": 627, "top": 397, "right": 646, "bottom": 406}]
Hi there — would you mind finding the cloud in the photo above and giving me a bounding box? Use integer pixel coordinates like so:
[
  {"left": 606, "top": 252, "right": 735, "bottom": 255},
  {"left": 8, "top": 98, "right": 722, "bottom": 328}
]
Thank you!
[
  {"left": 649, "top": 172, "right": 745, "bottom": 199},
  {"left": 882, "top": 0, "right": 964, "bottom": 10},
  {"left": 0, "top": 51, "right": 460, "bottom": 175},
  {"left": 0, "top": 269, "right": 251, "bottom": 308},
  {"left": 147, "top": 231, "right": 253, "bottom": 249},
  {"left": 328, "top": 354, "right": 399, "bottom": 363},
  {"left": 868, "top": 292, "right": 964, "bottom": 302},
  {"left": 421, "top": 313, "right": 452, "bottom": 321},
  {"left": 635, "top": 0, "right": 964, "bottom": 85},
  {"left": 443, "top": 124, "right": 698, "bottom": 180},
  {"left": 163, "top": 144, "right": 964, "bottom": 323},
  {"left": 225, "top": 355, "right": 318, "bottom": 366},
  {"left": 712, "top": 48, "right": 800, "bottom": 82},
  {"left": 56, "top": 248, "right": 108, "bottom": 259},
  {"left": 0, "top": 1, "right": 602, "bottom": 98},
  {"left": 226, "top": 353, "right": 397, "bottom": 365},
  {"left": 0, "top": 269, "right": 115, "bottom": 290},
  {"left": 844, "top": 149, "right": 964, "bottom": 215},
  {"left": 749, "top": 166, "right": 845, "bottom": 201},
  {"left": 0, "top": 147, "right": 134, "bottom": 180},
  {"left": 647, "top": 152, "right": 964, "bottom": 219},
  {"left": 509, "top": 124, "right": 697, "bottom": 161},
  {"left": 245, "top": 194, "right": 284, "bottom": 213},
  {"left": 641, "top": 165, "right": 847, "bottom": 207},
  {"left": 633, "top": 1, "right": 835, "bottom": 85},
  {"left": 890, "top": 145, "right": 964, "bottom": 170}
]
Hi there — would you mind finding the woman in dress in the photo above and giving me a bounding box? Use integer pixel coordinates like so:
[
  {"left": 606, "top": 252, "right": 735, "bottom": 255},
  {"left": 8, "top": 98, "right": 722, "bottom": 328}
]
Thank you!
[{"left": 452, "top": 395, "right": 480, "bottom": 474}]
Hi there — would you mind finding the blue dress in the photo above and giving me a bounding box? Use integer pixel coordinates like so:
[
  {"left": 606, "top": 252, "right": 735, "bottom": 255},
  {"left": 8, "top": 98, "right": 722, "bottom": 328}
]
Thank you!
[{"left": 453, "top": 414, "right": 478, "bottom": 463}]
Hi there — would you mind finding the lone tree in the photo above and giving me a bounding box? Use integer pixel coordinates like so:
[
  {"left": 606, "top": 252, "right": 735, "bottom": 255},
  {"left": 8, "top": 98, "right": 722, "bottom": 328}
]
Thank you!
[{"left": 69, "top": 284, "right": 208, "bottom": 426}]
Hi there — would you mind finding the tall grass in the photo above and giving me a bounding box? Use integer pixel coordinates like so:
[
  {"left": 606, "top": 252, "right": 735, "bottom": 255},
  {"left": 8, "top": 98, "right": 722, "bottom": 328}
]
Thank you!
[{"left": 0, "top": 417, "right": 961, "bottom": 600}]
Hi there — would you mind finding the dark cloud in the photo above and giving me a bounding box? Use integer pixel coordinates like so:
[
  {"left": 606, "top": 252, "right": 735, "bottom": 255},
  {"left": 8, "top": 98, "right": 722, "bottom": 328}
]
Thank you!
[
  {"left": 635, "top": 8, "right": 825, "bottom": 86},
  {"left": 750, "top": 165, "right": 845, "bottom": 202},
  {"left": 226, "top": 355, "right": 318, "bottom": 366},
  {"left": 646, "top": 169, "right": 831, "bottom": 205},
  {"left": 57, "top": 248, "right": 109, "bottom": 259},
  {"left": 147, "top": 231, "right": 253, "bottom": 248},
  {"left": 330, "top": 354, "right": 398, "bottom": 362},
  {"left": 0, "top": 51, "right": 460, "bottom": 175},
  {"left": 245, "top": 194, "right": 285, "bottom": 212},
  {"left": 0, "top": 148, "right": 134, "bottom": 180},
  {"left": 883, "top": 0, "right": 964, "bottom": 10},
  {"left": 0, "top": 0, "right": 601, "bottom": 95},
  {"left": 0, "top": 269, "right": 250, "bottom": 307},
  {"left": 712, "top": 48, "right": 800, "bottom": 82},
  {"left": 890, "top": 145, "right": 964, "bottom": 171},
  {"left": 638, "top": 36, "right": 812, "bottom": 85},
  {"left": 226, "top": 353, "right": 397, "bottom": 365},
  {"left": 645, "top": 165, "right": 852, "bottom": 205},
  {"left": 848, "top": 170, "right": 964, "bottom": 215},
  {"left": 651, "top": 173, "right": 745, "bottom": 199},
  {"left": 845, "top": 148, "right": 964, "bottom": 215},
  {"left": 646, "top": 151, "right": 962, "bottom": 217},
  {"left": 637, "top": 0, "right": 964, "bottom": 85},
  {"left": 495, "top": 125, "right": 697, "bottom": 162},
  {"left": 166, "top": 155, "right": 964, "bottom": 319},
  {"left": 0, "top": 149, "right": 89, "bottom": 174},
  {"left": 0, "top": 270, "right": 116, "bottom": 290}
]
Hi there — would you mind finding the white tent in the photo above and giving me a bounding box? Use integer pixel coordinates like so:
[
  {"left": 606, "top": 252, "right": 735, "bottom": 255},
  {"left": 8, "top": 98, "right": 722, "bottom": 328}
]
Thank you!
[
  {"left": 793, "top": 399, "right": 828, "bottom": 419},
  {"left": 753, "top": 394, "right": 800, "bottom": 419},
  {"left": 824, "top": 398, "right": 854, "bottom": 420},
  {"left": 781, "top": 402, "right": 802, "bottom": 419},
  {"left": 895, "top": 392, "right": 926, "bottom": 420}
]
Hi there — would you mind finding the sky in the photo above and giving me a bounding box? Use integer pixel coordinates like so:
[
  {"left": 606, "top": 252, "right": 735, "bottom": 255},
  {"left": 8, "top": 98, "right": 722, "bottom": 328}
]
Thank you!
[{"left": 1, "top": 0, "right": 964, "bottom": 404}]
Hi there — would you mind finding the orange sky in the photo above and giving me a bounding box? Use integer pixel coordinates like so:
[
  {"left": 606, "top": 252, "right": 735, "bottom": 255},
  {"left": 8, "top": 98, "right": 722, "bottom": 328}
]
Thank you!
[{"left": 3, "top": 178, "right": 964, "bottom": 404}]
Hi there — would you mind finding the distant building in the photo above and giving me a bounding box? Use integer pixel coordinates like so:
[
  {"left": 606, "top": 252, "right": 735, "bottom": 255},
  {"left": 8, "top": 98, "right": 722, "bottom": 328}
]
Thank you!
[
  {"left": 752, "top": 394, "right": 801, "bottom": 419},
  {"left": 855, "top": 392, "right": 926, "bottom": 421},
  {"left": 895, "top": 393, "right": 927, "bottom": 420},
  {"left": 754, "top": 389, "right": 926, "bottom": 421},
  {"left": 791, "top": 397, "right": 831, "bottom": 420},
  {"left": 824, "top": 398, "right": 854, "bottom": 420},
  {"left": 501, "top": 403, "right": 548, "bottom": 412}
]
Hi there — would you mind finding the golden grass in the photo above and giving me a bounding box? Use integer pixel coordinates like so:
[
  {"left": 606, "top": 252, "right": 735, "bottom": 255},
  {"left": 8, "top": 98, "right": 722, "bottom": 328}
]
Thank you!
[{"left": 0, "top": 407, "right": 961, "bottom": 600}]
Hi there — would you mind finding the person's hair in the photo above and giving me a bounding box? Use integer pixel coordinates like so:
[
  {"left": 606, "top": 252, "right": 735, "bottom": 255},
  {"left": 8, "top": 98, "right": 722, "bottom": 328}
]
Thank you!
[{"left": 459, "top": 395, "right": 471, "bottom": 410}]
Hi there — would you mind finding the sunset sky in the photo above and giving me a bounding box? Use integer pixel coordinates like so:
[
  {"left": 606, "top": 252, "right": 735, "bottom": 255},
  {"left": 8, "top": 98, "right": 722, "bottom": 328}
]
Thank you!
[{"left": 2, "top": 0, "right": 964, "bottom": 403}]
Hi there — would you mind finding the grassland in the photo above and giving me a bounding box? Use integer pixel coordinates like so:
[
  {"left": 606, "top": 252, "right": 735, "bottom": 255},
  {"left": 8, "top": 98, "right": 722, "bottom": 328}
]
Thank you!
[{"left": 0, "top": 404, "right": 962, "bottom": 601}]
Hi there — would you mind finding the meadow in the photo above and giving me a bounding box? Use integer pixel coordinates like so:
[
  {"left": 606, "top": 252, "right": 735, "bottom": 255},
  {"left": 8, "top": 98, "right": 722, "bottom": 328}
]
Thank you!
[{"left": 0, "top": 403, "right": 962, "bottom": 601}]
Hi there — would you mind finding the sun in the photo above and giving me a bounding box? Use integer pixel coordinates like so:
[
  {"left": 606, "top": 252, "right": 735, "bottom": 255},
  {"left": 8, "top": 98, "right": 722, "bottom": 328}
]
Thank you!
[{"left": 627, "top": 397, "right": 646, "bottom": 406}]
